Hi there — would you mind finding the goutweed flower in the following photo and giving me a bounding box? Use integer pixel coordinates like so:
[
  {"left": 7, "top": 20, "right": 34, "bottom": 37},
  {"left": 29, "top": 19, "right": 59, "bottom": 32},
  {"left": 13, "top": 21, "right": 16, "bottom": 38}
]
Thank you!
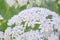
[
  {"left": 4, "top": 27, "right": 12, "bottom": 40},
  {"left": 5, "top": 0, "right": 28, "bottom": 7},
  {"left": 5, "top": 0, "right": 44, "bottom": 8},
  {"left": 17, "top": 0, "right": 28, "bottom": 6},
  {"left": 0, "top": 31, "right": 4, "bottom": 40},
  {"left": 4, "top": 7, "right": 60, "bottom": 40},
  {"left": 5, "top": 0, "right": 16, "bottom": 7}
]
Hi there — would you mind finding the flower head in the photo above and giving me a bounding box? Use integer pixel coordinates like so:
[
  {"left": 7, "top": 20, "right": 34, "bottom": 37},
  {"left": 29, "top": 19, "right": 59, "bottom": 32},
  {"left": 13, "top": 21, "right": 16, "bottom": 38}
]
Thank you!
[
  {"left": 18, "top": 0, "right": 28, "bottom": 6},
  {"left": 5, "top": 0, "right": 16, "bottom": 7},
  {"left": 6, "top": 7, "right": 60, "bottom": 40}
]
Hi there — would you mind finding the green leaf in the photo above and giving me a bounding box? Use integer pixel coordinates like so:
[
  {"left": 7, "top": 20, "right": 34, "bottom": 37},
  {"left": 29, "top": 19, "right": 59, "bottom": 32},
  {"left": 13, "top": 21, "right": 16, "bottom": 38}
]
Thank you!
[
  {"left": 33, "top": 24, "right": 40, "bottom": 30},
  {"left": 46, "top": 15, "right": 53, "bottom": 19}
]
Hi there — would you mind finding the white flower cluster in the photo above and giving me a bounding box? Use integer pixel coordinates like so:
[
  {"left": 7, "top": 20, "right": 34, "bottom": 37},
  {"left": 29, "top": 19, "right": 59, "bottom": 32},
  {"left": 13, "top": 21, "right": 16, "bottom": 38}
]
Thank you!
[
  {"left": 5, "top": 0, "right": 16, "bottom": 7},
  {"left": 5, "top": 0, "right": 42, "bottom": 8},
  {"left": 0, "top": 31, "right": 4, "bottom": 40},
  {"left": 16, "top": 30, "right": 43, "bottom": 40},
  {"left": 18, "top": 0, "right": 28, "bottom": 6},
  {"left": 8, "top": 7, "right": 60, "bottom": 28},
  {"left": 4, "top": 27, "right": 12, "bottom": 40},
  {"left": 0, "top": 7, "right": 60, "bottom": 40},
  {"left": 27, "top": 0, "right": 42, "bottom": 8},
  {"left": 5, "top": 0, "right": 28, "bottom": 7}
]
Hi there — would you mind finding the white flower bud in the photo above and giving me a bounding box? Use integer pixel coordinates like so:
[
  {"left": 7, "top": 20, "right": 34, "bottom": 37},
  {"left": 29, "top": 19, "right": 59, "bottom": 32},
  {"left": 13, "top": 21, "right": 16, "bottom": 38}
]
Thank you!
[
  {"left": 5, "top": 0, "right": 16, "bottom": 7},
  {"left": 18, "top": 0, "right": 28, "bottom": 6}
]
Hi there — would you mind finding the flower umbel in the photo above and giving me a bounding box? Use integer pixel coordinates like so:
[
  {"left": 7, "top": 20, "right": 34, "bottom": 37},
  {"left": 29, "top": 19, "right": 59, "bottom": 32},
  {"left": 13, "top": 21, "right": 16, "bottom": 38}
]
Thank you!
[{"left": 6, "top": 7, "right": 60, "bottom": 40}]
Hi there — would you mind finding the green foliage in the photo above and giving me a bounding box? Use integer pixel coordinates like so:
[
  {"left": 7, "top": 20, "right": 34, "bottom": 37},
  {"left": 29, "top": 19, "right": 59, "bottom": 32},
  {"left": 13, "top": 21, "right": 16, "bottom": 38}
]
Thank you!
[
  {"left": 32, "top": 24, "right": 40, "bottom": 30},
  {"left": 46, "top": 15, "right": 53, "bottom": 19}
]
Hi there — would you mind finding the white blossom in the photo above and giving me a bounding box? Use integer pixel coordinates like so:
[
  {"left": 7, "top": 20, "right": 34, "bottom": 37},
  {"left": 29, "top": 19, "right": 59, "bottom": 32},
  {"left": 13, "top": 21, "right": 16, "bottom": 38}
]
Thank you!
[
  {"left": 35, "top": 0, "right": 42, "bottom": 6},
  {"left": 4, "top": 27, "right": 12, "bottom": 40},
  {"left": 5, "top": 7, "right": 60, "bottom": 40},
  {"left": 27, "top": 4, "right": 33, "bottom": 9},
  {"left": 5, "top": 0, "right": 16, "bottom": 7},
  {"left": 48, "top": 34, "right": 59, "bottom": 40},
  {"left": 16, "top": 30, "right": 43, "bottom": 40},
  {"left": 28, "top": 0, "right": 42, "bottom": 8},
  {"left": 18, "top": 0, "right": 28, "bottom": 6},
  {"left": 0, "top": 31, "right": 4, "bottom": 38}
]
